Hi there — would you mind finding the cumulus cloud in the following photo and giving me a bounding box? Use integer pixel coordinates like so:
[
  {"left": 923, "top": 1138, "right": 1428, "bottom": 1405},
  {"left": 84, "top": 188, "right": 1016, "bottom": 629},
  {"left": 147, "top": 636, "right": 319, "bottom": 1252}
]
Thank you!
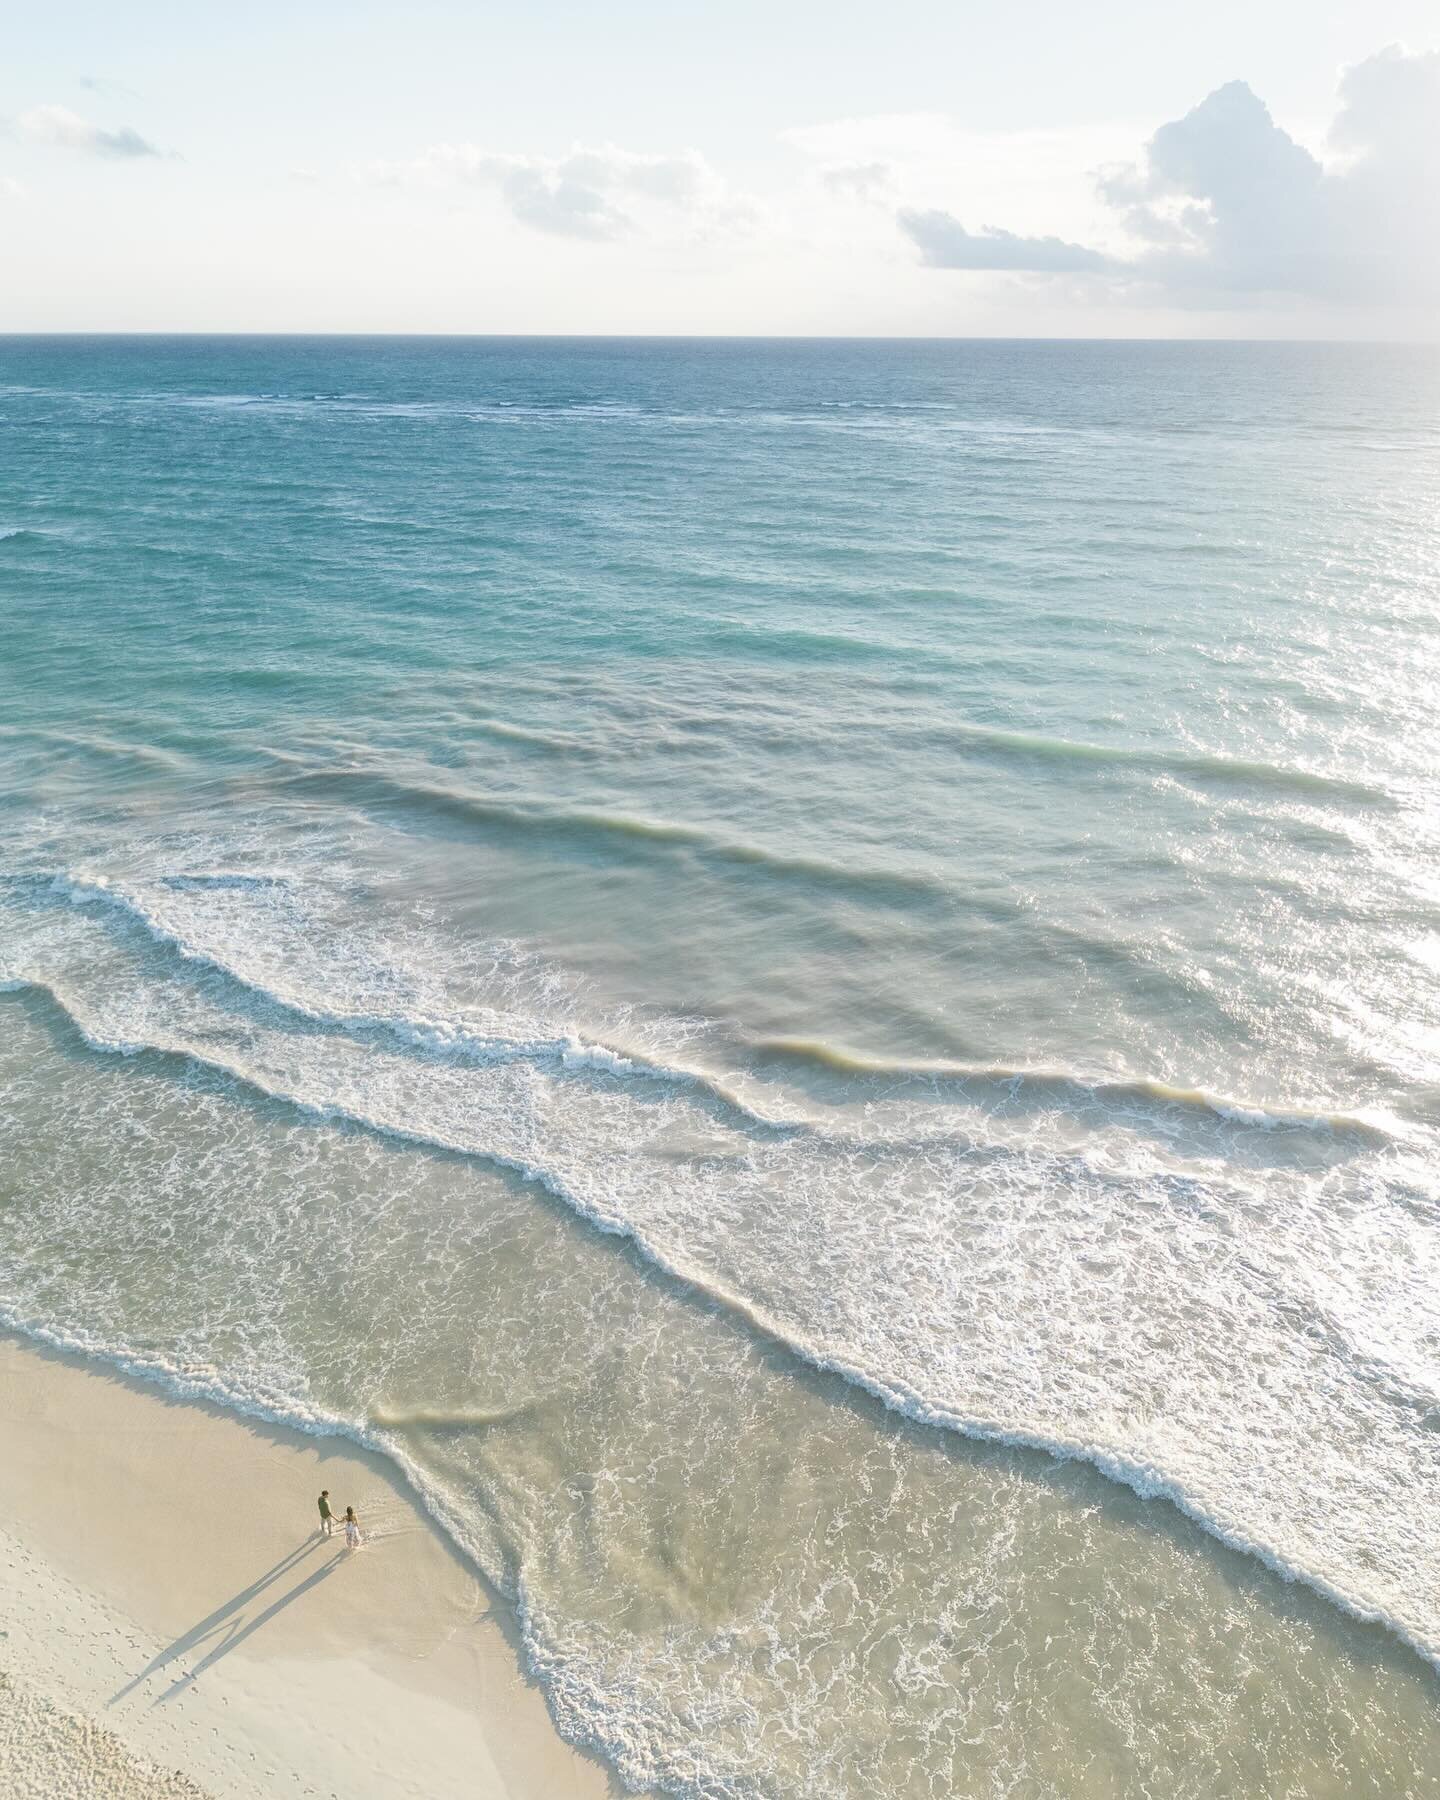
[
  {"left": 905, "top": 45, "right": 1440, "bottom": 305},
  {"left": 374, "top": 141, "right": 742, "bottom": 241},
  {"left": 1100, "top": 48, "right": 1440, "bottom": 300},
  {"left": 19, "top": 104, "right": 159, "bottom": 159},
  {"left": 899, "top": 210, "right": 1113, "bottom": 272}
]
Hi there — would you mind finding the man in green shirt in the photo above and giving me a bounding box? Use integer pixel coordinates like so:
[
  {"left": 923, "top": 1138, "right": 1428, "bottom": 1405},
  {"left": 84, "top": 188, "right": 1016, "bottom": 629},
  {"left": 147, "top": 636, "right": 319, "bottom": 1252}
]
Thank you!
[{"left": 317, "top": 1489, "right": 335, "bottom": 1537}]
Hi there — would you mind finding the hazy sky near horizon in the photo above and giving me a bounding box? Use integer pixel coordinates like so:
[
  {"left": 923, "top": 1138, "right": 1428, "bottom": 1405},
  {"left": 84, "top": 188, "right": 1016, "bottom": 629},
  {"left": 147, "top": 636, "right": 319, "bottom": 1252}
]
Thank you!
[{"left": 3, "top": 2, "right": 1438, "bottom": 336}]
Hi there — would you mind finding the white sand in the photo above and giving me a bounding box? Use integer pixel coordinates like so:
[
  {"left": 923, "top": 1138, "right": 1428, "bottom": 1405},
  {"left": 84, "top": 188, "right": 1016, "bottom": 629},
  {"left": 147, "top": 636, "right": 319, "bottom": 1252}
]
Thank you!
[
  {"left": 0, "top": 1663, "right": 212, "bottom": 1800},
  {"left": 0, "top": 1333, "right": 625, "bottom": 1799}
]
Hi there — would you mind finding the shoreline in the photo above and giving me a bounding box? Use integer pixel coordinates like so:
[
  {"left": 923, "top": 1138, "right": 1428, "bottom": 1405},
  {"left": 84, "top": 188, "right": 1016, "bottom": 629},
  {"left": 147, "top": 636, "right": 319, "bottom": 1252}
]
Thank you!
[{"left": 0, "top": 1330, "right": 626, "bottom": 1799}]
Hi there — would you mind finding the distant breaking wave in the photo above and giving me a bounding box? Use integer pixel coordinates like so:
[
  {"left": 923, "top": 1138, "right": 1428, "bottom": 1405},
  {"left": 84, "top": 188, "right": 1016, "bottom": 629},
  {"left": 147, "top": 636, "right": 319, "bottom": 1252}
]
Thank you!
[
  {"left": 429, "top": 702, "right": 1401, "bottom": 813},
  {"left": 267, "top": 767, "right": 954, "bottom": 905},
  {"left": 925, "top": 720, "right": 1396, "bottom": 808},
  {"left": 470, "top": 717, "right": 597, "bottom": 756},
  {"left": 750, "top": 1036, "right": 1402, "bottom": 1140},
  {"left": 0, "top": 724, "right": 188, "bottom": 774}
]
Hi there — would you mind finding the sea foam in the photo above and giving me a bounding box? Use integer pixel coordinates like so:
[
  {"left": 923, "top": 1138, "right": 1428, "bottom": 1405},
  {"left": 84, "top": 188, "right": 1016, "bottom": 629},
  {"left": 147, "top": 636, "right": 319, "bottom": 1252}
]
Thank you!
[{"left": 5, "top": 865, "right": 1440, "bottom": 1683}]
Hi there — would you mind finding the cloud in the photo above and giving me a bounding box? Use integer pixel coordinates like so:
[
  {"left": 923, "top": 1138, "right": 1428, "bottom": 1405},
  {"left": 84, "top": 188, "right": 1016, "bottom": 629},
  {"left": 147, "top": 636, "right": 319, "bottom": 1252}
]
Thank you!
[
  {"left": 905, "top": 45, "right": 1440, "bottom": 305},
  {"left": 783, "top": 111, "right": 1134, "bottom": 262},
  {"left": 1093, "top": 81, "right": 1334, "bottom": 292},
  {"left": 375, "top": 141, "right": 740, "bottom": 241},
  {"left": 819, "top": 161, "right": 895, "bottom": 201},
  {"left": 19, "top": 104, "right": 159, "bottom": 159},
  {"left": 1, "top": 175, "right": 23, "bottom": 200},
  {"left": 899, "top": 210, "right": 1114, "bottom": 272}
]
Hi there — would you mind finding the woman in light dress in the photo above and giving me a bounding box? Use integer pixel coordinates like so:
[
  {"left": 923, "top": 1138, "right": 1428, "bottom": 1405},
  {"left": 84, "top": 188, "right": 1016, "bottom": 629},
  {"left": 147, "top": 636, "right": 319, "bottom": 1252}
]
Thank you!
[{"left": 343, "top": 1504, "right": 363, "bottom": 1549}]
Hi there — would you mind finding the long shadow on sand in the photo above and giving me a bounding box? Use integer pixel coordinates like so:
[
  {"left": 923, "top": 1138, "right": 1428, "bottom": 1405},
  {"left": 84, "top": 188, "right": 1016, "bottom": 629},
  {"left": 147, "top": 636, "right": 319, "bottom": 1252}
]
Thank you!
[{"left": 110, "top": 1535, "right": 346, "bottom": 1707}]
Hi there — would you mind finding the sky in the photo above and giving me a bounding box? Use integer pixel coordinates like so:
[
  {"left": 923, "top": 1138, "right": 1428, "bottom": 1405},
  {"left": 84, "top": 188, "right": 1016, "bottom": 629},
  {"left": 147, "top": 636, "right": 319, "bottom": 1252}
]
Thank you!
[{"left": 2, "top": 1, "right": 1438, "bottom": 336}]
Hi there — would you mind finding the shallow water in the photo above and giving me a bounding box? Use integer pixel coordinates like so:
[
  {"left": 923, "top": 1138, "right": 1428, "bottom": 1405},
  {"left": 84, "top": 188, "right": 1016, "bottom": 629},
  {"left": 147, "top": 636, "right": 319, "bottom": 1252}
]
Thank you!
[{"left": 3, "top": 337, "right": 1439, "bottom": 1795}]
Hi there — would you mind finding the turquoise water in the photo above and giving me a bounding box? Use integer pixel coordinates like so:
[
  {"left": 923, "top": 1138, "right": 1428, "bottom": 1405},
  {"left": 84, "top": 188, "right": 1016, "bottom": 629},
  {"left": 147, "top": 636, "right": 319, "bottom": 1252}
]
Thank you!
[{"left": 3, "top": 337, "right": 1440, "bottom": 1795}]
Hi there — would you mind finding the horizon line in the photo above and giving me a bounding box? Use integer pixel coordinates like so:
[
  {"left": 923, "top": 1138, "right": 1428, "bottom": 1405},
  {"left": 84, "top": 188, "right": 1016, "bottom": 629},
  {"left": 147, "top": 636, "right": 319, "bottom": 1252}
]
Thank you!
[{"left": 1, "top": 331, "right": 1436, "bottom": 348}]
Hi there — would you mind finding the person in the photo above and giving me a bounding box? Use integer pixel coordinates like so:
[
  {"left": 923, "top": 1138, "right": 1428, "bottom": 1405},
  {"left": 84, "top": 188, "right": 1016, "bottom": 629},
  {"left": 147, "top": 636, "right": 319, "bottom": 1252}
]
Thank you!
[
  {"left": 317, "top": 1490, "right": 335, "bottom": 1537},
  {"left": 343, "top": 1505, "right": 363, "bottom": 1550}
]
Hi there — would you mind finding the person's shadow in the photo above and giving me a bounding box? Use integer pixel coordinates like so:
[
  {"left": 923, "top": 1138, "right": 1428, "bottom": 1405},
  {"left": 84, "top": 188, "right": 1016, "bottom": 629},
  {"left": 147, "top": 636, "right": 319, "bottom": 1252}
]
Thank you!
[{"left": 110, "top": 1535, "right": 346, "bottom": 1708}]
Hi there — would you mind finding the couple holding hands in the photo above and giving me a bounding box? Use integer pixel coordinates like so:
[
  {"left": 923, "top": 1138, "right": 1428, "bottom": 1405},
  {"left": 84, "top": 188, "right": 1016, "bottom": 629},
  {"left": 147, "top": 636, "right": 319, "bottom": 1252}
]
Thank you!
[{"left": 317, "top": 1489, "right": 362, "bottom": 1548}]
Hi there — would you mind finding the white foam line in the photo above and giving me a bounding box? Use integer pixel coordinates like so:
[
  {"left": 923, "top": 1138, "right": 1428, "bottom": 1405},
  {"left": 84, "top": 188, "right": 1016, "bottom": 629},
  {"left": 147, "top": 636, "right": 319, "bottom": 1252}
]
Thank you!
[{"left": 45, "top": 871, "right": 792, "bottom": 1133}]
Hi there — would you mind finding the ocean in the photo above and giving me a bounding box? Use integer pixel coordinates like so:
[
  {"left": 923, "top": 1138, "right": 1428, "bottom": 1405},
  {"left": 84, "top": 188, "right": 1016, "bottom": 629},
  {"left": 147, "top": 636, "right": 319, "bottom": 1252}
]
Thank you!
[{"left": 2, "top": 334, "right": 1439, "bottom": 1797}]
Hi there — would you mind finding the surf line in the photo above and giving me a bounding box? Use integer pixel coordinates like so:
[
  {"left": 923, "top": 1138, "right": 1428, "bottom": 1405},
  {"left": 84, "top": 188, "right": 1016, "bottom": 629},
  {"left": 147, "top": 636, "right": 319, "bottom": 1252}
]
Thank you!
[{"left": 4, "top": 972, "right": 1438, "bottom": 1679}]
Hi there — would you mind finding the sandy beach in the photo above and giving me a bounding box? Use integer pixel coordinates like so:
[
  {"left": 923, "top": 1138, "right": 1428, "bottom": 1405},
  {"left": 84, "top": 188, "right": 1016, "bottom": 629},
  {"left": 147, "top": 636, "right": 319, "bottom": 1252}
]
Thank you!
[{"left": 0, "top": 1332, "right": 623, "bottom": 1799}]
